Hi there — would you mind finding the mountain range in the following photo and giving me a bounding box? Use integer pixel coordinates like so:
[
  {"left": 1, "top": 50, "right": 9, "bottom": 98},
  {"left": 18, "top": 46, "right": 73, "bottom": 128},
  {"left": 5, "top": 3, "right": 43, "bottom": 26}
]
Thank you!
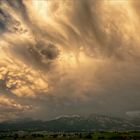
[{"left": 0, "top": 114, "right": 139, "bottom": 132}]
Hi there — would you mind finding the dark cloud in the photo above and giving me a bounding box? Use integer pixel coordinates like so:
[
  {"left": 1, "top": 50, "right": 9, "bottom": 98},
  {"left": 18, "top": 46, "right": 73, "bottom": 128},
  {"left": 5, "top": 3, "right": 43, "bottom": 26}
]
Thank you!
[
  {"left": 5, "top": 0, "right": 30, "bottom": 23},
  {"left": 0, "top": 7, "right": 14, "bottom": 33},
  {"left": 40, "top": 43, "right": 59, "bottom": 60}
]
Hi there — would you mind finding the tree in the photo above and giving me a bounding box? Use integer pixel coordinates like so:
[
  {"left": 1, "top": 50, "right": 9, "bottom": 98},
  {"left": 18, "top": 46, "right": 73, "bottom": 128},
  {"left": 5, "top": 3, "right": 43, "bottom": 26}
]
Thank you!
[
  {"left": 14, "top": 133, "right": 18, "bottom": 140},
  {"left": 85, "top": 133, "right": 92, "bottom": 139}
]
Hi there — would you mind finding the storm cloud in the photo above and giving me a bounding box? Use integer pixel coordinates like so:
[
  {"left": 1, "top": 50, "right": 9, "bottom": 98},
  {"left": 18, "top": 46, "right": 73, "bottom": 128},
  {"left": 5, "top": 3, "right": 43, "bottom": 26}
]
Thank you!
[{"left": 0, "top": 0, "right": 140, "bottom": 121}]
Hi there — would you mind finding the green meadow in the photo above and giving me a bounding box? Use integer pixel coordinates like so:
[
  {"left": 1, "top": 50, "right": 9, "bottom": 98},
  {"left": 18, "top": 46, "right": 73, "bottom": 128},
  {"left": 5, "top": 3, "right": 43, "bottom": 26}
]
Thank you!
[{"left": 0, "top": 131, "right": 140, "bottom": 140}]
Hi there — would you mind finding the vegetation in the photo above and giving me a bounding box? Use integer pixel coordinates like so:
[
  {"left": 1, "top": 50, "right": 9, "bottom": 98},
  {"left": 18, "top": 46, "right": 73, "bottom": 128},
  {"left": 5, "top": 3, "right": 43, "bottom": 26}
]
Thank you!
[{"left": 0, "top": 131, "right": 139, "bottom": 140}]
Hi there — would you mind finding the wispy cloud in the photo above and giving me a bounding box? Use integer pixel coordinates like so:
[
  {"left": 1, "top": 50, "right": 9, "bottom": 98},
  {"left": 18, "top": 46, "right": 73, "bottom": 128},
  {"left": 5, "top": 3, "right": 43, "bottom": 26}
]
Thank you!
[{"left": 0, "top": 0, "right": 140, "bottom": 121}]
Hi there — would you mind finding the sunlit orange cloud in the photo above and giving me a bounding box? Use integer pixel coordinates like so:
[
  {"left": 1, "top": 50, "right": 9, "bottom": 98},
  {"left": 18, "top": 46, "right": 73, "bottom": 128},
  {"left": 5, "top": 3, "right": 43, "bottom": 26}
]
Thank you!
[{"left": 0, "top": 0, "right": 140, "bottom": 120}]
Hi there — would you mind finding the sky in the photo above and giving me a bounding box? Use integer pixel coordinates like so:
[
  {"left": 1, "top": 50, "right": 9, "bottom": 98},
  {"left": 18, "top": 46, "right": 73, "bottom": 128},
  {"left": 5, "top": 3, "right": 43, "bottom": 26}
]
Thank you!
[{"left": 0, "top": 0, "right": 140, "bottom": 122}]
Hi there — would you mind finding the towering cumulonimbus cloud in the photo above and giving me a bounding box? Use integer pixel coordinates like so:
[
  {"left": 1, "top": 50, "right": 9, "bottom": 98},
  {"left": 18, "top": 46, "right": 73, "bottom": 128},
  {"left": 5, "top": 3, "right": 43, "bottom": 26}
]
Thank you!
[{"left": 0, "top": 0, "right": 140, "bottom": 121}]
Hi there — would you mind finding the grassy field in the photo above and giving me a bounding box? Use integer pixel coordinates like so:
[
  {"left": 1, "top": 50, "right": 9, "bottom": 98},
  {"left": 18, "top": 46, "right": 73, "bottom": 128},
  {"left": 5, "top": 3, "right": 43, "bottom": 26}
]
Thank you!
[{"left": 0, "top": 131, "right": 140, "bottom": 140}]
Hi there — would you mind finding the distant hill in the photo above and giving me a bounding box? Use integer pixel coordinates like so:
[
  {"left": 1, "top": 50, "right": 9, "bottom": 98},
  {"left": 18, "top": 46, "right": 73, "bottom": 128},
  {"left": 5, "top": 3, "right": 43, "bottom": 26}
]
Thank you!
[{"left": 0, "top": 114, "right": 139, "bottom": 132}]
